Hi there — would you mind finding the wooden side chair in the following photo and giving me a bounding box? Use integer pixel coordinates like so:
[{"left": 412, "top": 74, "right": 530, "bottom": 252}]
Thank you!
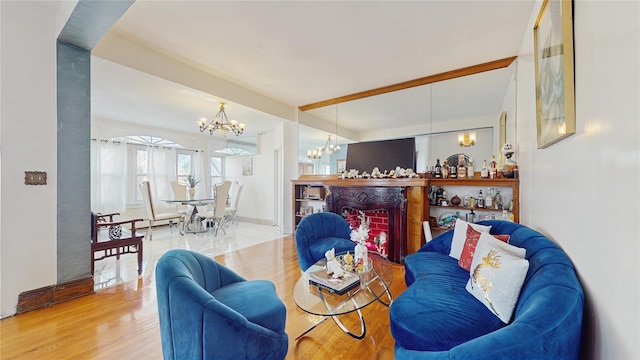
[{"left": 91, "top": 212, "right": 145, "bottom": 276}]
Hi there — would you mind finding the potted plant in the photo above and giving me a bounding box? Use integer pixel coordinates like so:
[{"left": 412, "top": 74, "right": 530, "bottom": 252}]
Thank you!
[{"left": 185, "top": 175, "right": 199, "bottom": 198}]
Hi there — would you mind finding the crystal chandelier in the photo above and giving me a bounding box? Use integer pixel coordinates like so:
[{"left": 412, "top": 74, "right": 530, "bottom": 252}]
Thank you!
[
  {"left": 198, "top": 102, "right": 246, "bottom": 136},
  {"left": 307, "top": 135, "right": 340, "bottom": 159}
]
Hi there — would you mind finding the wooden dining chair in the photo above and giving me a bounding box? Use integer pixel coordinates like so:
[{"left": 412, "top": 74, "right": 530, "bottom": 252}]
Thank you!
[{"left": 91, "top": 212, "right": 145, "bottom": 276}]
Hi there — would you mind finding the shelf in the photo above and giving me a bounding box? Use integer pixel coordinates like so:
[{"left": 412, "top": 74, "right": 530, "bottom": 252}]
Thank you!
[
  {"left": 430, "top": 205, "right": 509, "bottom": 213},
  {"left": 296, "top": 198, "right": 326, "bottom": 202}
]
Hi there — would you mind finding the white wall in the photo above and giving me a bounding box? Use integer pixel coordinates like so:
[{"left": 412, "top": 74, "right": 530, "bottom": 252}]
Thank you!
[
  {"left": 0, "top": 1, "right": 61, "bottom": 317},
  {"left": 517, "top": 1, "right": 639, "bottom": 358}
]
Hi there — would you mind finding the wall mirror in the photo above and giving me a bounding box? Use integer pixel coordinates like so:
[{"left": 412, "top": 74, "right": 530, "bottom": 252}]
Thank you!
[{"left": 298, "top": 59, "right": 517, "bottom": 174}]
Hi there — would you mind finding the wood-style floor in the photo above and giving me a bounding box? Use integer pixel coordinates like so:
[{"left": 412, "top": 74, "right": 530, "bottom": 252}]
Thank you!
[{"left": 0, "top": 234, "right": 407, "bottom": 359}]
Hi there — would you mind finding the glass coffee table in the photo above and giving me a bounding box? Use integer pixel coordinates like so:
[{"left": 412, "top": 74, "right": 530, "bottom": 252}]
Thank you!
[{"left": 293, "top": 251, "right": 394, "bottom": 340}]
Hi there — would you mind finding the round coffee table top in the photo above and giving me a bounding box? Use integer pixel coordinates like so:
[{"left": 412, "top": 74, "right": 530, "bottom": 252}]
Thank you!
[{"left": 293, "top": 251, "right": 394, "bottom": 317}]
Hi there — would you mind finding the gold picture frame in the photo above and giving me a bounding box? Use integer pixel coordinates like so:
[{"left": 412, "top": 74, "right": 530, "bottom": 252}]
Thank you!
[{"left": 534, "top": 0, "right": 575, "bottom": 148}]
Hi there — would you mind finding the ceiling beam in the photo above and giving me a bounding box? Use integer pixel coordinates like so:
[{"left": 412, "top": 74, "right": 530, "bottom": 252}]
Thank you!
[{"left": 298, "top": 56, "right": 517, "bottom": 111}]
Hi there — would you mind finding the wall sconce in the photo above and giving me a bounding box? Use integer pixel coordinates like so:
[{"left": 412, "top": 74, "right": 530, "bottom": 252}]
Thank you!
[{"left": 458, "top": 132, "right": 477, "bottom": 147}]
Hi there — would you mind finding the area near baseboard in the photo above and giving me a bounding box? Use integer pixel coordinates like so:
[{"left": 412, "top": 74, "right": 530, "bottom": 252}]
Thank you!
[{"left": 16, "top": 276, "right": 94, "bottom": 314}]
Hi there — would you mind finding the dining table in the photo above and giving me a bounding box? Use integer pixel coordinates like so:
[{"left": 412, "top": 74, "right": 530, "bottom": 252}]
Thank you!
[{"left": 163, "top": 197, "right": 215, "bottom": 234}]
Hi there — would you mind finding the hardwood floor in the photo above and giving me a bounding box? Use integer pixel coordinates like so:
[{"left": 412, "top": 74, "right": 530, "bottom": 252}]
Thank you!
[{"left": 1, "top": 235, "right": 407, "bottom": 359}]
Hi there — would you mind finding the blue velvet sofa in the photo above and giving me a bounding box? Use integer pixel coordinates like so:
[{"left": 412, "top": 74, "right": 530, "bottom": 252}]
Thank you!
[
  {"left": 390, "top": 220, "right": 584, "bottom": 359},
  {"left": 156, "top": 249, "right": 288, "bottom": 360}
]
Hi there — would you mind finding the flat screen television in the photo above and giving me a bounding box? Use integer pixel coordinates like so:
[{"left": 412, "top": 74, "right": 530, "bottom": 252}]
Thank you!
[{"left": 345, "top": 138, "right": 416, "bottom": 173}]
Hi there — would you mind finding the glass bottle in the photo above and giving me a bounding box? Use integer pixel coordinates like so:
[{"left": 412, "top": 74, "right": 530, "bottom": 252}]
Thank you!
[
  {"left": 434, "top": 159, "right": 442, "bottom": 178},
  {"left": 457, "top": 155, "right": 466, "bottom": 179},
  {"left": 494, "top": 190, "right": 503, "bottom": 210},
  {"left": 485, "top": 187, "right": 494, "bottom": 209},
  {"left": 476, "top": 189, "right": 485, "bottom": 208},
  {"left": 467, "top": 156, "right": 475, "bottom": 179},
  {"left": 463, "top": 190, "right": 471, "bottom": 208},
  {"left": 442, "top": 160, "right": 449, "bottom": 179},
  {"left": 481, "top": 160, "right": 489, "bottom": 178},
  {"left": 489, "top": 155, "right": 498, "bottom": 179}
]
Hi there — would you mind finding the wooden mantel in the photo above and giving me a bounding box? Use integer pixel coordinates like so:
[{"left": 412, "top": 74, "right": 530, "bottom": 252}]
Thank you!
[{"left": 293, "top": 175, "right": 428, "bottom": 261}]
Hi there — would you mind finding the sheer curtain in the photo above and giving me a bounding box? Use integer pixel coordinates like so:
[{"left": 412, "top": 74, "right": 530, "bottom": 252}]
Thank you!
[
  {"left": 147, "top": 146, "right": 177, "bottom": 212},
  {"left": 90, "top": 140, "right": 127, "bottom": 213},
  {"left": 192, "top": 151, "right": 205, "bottom": 197}
]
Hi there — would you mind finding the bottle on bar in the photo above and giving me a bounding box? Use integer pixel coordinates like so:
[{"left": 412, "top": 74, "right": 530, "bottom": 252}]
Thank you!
[
  {"left": 481, "top": 160, "right": 489, "bottom": 179},
  {"left": 442, "top": 160, "right": 449, "bottom": 179},
  {"left": 489, "top": 155, "right": 498, "bottom": 179},
  {"left": 457, "top": 154, "right": 466, "bottom": 179},
  {"left": 434, "top": 159, "right": 442, "bottom": 178},
  {"left": 467, "top": 156, "right": 475, "bottom": 179}
]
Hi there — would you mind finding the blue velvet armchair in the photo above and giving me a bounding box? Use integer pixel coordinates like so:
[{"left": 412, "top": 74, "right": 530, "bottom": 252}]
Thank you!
[
  {"left": 155, "top": 249, "right": 288, "bottom": 360},
  {"left": 295, "top": 212, "right": 355, "bottom": 271}
]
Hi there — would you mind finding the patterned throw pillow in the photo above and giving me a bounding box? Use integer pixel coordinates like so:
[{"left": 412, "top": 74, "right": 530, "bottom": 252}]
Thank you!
[
  {"left": 466, "top": 232, "right": 528, "bottom": 323},
  {"left": 458, "top": 225, "right": 510, "bottom": 271},
  {"left": 448, "top": 219, "right": 491, "bottom": 260}
]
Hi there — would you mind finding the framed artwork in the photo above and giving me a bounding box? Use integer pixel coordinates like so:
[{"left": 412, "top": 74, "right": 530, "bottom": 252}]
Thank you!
[
  {"left": 337, "top": 159, "right": 346, "bottom": 173},
  {"left": 534, "top": 0, "right": 575, "bottom": 148},
  {"left": 242, "top": 157, "right": 253, "bottom": 176}
]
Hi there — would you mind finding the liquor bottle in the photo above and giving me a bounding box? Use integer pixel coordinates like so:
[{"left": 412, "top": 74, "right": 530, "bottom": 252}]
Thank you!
[
  {"left": 485, "top": 188, "right": 494, "bottom": 209},
  {"left": 463, "top": 191, "right": 471, "bottom": 208},
  {"left": 476, "top": 189, "right": 485, "bottom": 208},
  {"left": 467, "top": 156, "right": 475, "bottom": 179},
  {"left": 442, "top": 160, "right": 449, "bottom": 179},
  {"left": 494, "top": 190, "right": 503, "bottom": 210},
  {"left": 489, "top": 155, "right": 498, "bottom": 179},
  {"left": 434, "top": 159, "right": 442, "bottom": 178},
  {"left": 449, "top": 163, "right": 457, "bottom": 179},
  {"left": 480, "top": 160, "right": 489, "bottom": 179},
  {"left": 457, "top": 155, "right": 466, "bottom": 179}
]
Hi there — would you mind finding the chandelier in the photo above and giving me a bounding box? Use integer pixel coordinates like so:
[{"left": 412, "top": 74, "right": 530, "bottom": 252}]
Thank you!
[
  {"left": 307, "top": 135, "right": 340, "bottom": 159},
  {"left": 458, "top": 132, "right": 477, "bottom": 147},
  {"left": 198, "top": 102, "right": 246, "bottom": 136}
]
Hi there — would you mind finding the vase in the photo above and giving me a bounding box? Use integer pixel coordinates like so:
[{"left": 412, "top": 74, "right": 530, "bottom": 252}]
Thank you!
[{"left": 186, "top": 186, "right": 195, "bottom": 199}]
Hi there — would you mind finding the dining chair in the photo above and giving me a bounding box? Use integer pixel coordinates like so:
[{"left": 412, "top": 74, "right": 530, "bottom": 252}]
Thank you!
[
  {"left": 197, "top": 181, "right": 231, "bottom": 236},
  {"left": 139, "top": 181, "right": 184, "bottom": 235},
  {"left": 224, "top": 181, "right": 243, "bottom": 224},
  {"left": 91, "top": 212, "right": 144, "bottom": 276},
  {"left": 169, "top": 181, "right": 188, "bottom": 214}
]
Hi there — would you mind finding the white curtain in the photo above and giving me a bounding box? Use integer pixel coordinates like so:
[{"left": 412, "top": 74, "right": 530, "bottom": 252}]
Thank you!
[
  {"left": 192, "top": 151, "right": 206, "bottom": 197},
  {"left": 147, "top": 146, "right": 177, "bottom": 211},
  {"left": 90, "top": 140, "right": 127, "bottom": 213}
]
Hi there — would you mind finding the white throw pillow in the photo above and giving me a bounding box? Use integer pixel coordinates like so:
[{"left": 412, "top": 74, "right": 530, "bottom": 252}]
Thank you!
[
  {"left": 449, "top": 219, "right": 492, "bottom": 260},
  {"left": 465, "top": 232, "right": 529, "bottom": 323}
]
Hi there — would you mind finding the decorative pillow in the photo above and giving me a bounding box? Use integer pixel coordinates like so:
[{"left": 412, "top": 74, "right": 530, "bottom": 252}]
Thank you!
[
  {"left": 448, "top": 219, "right": 491, "bottom": 260},
  {"left": 458, "top": 225, "right": 510, "bottom": 271},
  {"left": 466, "top": 232, "right": 528, "bottom": 323}
]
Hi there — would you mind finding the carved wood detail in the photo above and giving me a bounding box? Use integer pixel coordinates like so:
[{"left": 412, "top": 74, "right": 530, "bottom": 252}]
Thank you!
[{"left": 327, "top": 186, "right": 407, "bottom": 263}]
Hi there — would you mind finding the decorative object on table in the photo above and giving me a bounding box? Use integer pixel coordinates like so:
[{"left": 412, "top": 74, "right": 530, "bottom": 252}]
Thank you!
[
  {"left": 324, "top": 248, "right": 344, "bottom": 279},
  {"left": 374, "top": 232, "right": 387, "bottom": 258},
  {"left": 534, "top": 0, "right": 575, "bottom": 148},
  {"left": 308, "top": 263, "right": 360, "bottom": 295},
  {"left": 349, "top": 211, "right": 372, "bottom": 273},
  {"left": 197, "top": 102, "right": 246, "bottom": 137},
  {"left": 185, "top": 174, "right": 199, "bottom": 199}
]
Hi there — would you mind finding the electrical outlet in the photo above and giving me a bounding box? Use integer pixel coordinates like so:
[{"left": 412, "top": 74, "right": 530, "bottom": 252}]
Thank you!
[{"left": 25, "top": 171, "right": 47, "bottom": 185}]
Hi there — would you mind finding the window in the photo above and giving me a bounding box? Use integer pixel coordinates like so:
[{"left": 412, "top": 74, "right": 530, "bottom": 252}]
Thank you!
[
  {"left": 176, "top": 151, "right": 194, "bottom": 184},
  {"left": 211, "top": 156, "right": 224, "bottom": 192}
]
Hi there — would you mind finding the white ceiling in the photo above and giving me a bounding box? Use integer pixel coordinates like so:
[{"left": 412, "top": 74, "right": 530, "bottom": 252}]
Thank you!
[{"left": 91, "top": 1, "right": 535, "bottom": 146}]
